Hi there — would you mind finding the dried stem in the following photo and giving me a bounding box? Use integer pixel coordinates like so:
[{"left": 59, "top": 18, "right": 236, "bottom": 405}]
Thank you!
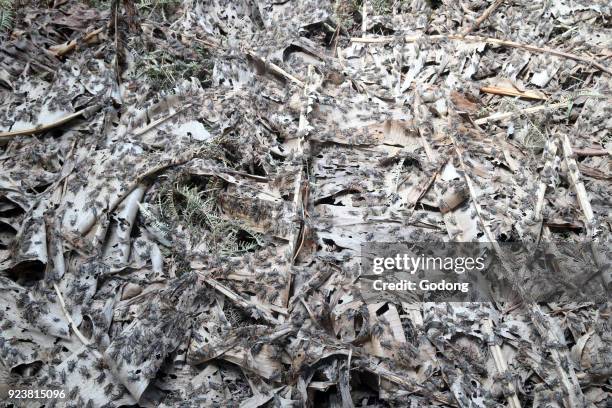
[
  {"left": 474, "top": 101, "right": 567, "bottom": 125},
  {"left": 0, "top": 103, "right": 104, "bottom": 140},
  {"left": 480, "top": 85, "right": 547, "bottom": 100},
  {"left": 462, "top": 0, "right": 504, "bottom": 36},
  {"left": 53, "top": 283, "right": 91, "bottom": 347},
  {"left": 351, "top": 34, "right": 611, "bottom": 75}
]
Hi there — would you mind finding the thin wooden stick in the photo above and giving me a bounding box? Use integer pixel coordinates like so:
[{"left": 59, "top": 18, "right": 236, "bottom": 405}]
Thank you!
[
  {"left": 559, "top": 134, "right": 608, "bottom": 286},
  {"left": 446, "top": 113, "right": 521, "bottom": 408},
  {"left": 131, "top": 103, "right": 192, "bottom": 136},
  {"left": 463, "top": 117, "right": 585, "bottom": 407},
  {"left": 246, "top": 50, "right": 305, "bottom": 88},
  {"left": 53, "top": 283, "right": 91, "bottom": 346},
  {"left": 48, "top": 27, "right": 105, "bottom": 57},
  {"left": 534, "top": 139, "right": 558, "bottom": 218},
  {"left": 560, "top": 134, "right": 594, "bottom": 223},
  {"left": 361, "top": 1, "right": 367, "bottom": 35},
  {"left": 573, "top": 147, "right": 609, "bottom": 157},
  {"left": 482, "top": 319, "right": 522, "bottom": 408},
  {"left": 288, "top": 65, "right": 315, "bottom": 300},
  {"left": 202, "top": 276, "right": 281, "bottom": 324},
  {"left": 529, "top": 305, "right": 585, "bottom": 407},
  {"left": 474, "top": 101, "right": 567, "bottom": 124},
  {"left": 350, "top": 34, "right": 611, "bottom": 75},
  {"left": 462, "top": 0, "right": 504, "bottom": 36},
  {"left": 480, "top": 85, "right": 547, "bottom": 100},
  {"left": 0, "top": 104, "right": 103, "bottom": 139}
]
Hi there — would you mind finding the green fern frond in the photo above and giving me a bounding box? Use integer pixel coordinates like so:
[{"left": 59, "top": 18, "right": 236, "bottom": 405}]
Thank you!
[
  {"left": 138, "top": 202, "right": 172, "bottom": 245},
  {"left": 155, "top": 178, "right": 261, "bottom": 257},
  {"left": 0, "top": 1, "right": 13, "bottom": 33}
]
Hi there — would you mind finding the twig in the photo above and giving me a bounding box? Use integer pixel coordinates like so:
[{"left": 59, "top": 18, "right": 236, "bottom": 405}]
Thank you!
[
  {"left": 573, "top": 147, "right": 609, "bottom": 157},
  {"left": 202, "top": 276, "right": 280, "bottom": 324},
  {"left": 529, "top": 305, "right": 585, "bottom": 407},
  {"left": 578, "top": 164, "right": 612, "bottom": 180},
  {"left": 560, "top": 134, "right": 594, "bottom": 223},
  {"left": 290, "top": 65, "right": 314, "bottom": 266},
  {"left": 474, "top": 101, "right": 567, "bottom": 124},
  {"left": 446, "top": 118, "right": 498, "bottom": 245},
  {"left": 530, "top": 139, "right": 589, "bottom": 407},
  {"left": 534, "top": 139, "right": 558, "bottom": 219},
  {"left": 462, "top": 0, "right": 504, "bottom": 36},
  {"left": 361, "top": 1, "right": 367, "bottom": 36},
  {"left": 53, "top": 283, "right": 91, "bottom": 347},
  {"left": 0, "top": 103, "right": 104, "bottom": 140},
  {"left": 187, "top": 32, "right": 307, "bottom": 89},
  {"left": 221, "top": 168, "right": 270, "bottom": 182},
  {"left": 192, "top": 36, "right": 221, "bottom": 48},
  {"left": 559, "top": 134, "right": 608, "bottom": 286},
  {"left": 350, "top": 34, "right": 612, "bottom": 75},
  {"left": 245, "top": 51, "right": 305, "bottom": 88},
  {"left": 456, "top": 114, "right": 584, "bottom": 407},
  {"left": 446, "top": 113, "right": 523, "bottom": 408},
  {"left": 48, "top": 27, "right": 105, "bottom": 57},
  {"left": 480, "top": 85, "right": 547, "bottom": 100},
  {"left": 482, "top": 319, "right": 522, "bottom": 408},
  {"left": 288, "top": 265, "right": 334, "bottom": 308},
  {"left": 112, "top": 0, "right": 121, "bottom": 83},
  {"left": 131, "top": 103, "right": 193, "bottom": 136}
]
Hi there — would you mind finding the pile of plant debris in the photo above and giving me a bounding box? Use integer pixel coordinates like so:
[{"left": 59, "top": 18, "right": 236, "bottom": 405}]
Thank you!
[{"left": 0, "top": 0, "right": 610, "bottom": 406}]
